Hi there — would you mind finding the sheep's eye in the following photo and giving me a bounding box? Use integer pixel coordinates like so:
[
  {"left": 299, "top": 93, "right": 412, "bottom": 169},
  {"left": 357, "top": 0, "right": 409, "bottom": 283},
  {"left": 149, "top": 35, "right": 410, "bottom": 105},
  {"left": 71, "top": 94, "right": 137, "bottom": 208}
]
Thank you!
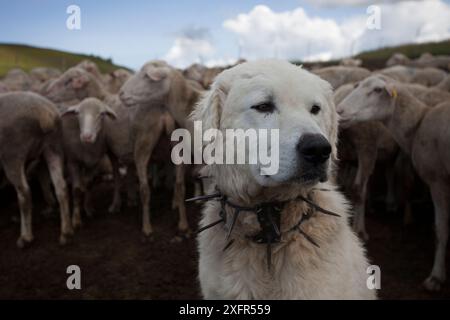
[
  {"left": 251, "top": 102, "right": 275, "bottom": 113},
  {"left": 354, "top": 82, "right": 359, "bottom": 89},
  {"left": 311, "top": 104, "right": 321, "bottom": 115},
  {"left": 64, "top": 79, "right": 72, "bottom": 86},
  {"left": 374, "top": 87, "right": 382, "bottom": 93}
]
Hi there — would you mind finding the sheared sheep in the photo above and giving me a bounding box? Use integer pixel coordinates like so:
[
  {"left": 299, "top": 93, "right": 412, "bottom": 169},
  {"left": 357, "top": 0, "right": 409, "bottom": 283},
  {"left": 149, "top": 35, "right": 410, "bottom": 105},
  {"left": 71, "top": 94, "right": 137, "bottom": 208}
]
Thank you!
[
  {"left": 337, "top": 74, "right": 450, "bottom": 291},
  {"left": 335, "top": 83, "right": 398, "bottom": 240},
  {"left": 2, "top": 68, "right": 33, "bottom": 91},
  {"left": 0, "top": 92, "right": 72, "bottom": 247},
  {"left": 313, "top": 66, "right": 371, "bottom": 89},
  {"left": 61, "top": 97, "right": 118, "bottom": 227},
  {"left": 119, "top": 60, "right": 204, "bottom": 237}
]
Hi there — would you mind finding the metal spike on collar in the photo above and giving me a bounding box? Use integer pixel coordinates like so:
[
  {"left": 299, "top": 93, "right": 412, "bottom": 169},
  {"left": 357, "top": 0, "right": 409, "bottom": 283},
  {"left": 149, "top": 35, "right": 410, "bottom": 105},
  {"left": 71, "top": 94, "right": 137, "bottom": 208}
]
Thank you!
[
  {"left": 267, "top": 211, "right": 281, "bottom": 238},
  {"left": 266, "top": 240, "right": 272, "bottom": 272},
  {"left": 185, "top": 192, "right": 222, "bottom": 202},
  {"left": 223, "top": 239, "right": 235, "bottom": 252},
  {"left": 297, "top": 195, "right": 341, "bottom": 217},
  {"left": 197, "top": 218, "right": 225, "bottom": 234},
  {"left": 226, "top": 208, "right": 240, "bottom": 242},
  {"left": 297, "top": 227, "right": 320, "bottom": 248}
]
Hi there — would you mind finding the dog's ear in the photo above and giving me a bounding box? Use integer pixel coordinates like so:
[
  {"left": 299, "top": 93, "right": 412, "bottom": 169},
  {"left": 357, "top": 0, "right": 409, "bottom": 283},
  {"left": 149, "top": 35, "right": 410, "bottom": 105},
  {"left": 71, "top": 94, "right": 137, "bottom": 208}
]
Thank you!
[{"left": 190, "top": 81, "right": 226, "bottom": 130}]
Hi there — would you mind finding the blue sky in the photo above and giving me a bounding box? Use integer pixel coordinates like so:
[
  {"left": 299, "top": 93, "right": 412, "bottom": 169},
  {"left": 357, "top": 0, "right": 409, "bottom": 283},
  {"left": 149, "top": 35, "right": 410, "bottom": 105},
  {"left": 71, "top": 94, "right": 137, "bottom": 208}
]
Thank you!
[{"left": 1, "top": 1, "right": 449, "bottom": 70}]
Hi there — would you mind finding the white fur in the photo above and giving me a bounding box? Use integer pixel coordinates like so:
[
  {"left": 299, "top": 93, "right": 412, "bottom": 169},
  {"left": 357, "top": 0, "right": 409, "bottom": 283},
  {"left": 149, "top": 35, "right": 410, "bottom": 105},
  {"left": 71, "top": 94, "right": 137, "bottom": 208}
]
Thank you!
[{"left": 193, "top": 59, "right": 376, "bottom": 300}]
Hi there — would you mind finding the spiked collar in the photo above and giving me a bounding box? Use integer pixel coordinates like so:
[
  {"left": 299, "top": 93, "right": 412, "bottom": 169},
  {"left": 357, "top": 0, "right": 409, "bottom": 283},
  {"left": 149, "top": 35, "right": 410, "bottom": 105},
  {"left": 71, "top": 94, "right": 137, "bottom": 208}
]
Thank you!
[{"left": 187, "top": 188, "right": 341, "bottom": 271}]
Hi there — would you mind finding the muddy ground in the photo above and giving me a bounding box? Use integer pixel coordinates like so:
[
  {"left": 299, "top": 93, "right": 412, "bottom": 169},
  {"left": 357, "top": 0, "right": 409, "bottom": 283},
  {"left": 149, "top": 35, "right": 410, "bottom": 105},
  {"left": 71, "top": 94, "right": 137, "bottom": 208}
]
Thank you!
[{"left": 0, "top": 171, "right": 449, "bottom": 300}]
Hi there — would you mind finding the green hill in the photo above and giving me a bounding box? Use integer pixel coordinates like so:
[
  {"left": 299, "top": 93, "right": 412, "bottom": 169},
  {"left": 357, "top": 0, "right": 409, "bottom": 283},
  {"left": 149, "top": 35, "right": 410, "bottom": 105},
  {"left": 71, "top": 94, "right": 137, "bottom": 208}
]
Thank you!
[
  {"left": 355, "top": 39, "right": 450, "bottom": 70},
  {"left": 0, "top": 43, "right": 130, "bottom": 78},
  {"left": 295, "top": 39, "right": 450, "bottom": 70}
]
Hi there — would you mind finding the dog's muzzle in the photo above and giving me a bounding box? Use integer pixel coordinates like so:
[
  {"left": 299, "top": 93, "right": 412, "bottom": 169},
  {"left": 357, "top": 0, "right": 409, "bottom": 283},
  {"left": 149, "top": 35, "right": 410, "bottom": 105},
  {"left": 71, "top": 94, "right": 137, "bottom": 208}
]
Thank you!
[{"left": 297, "top": 134, "right": 331, "bottom": 183}]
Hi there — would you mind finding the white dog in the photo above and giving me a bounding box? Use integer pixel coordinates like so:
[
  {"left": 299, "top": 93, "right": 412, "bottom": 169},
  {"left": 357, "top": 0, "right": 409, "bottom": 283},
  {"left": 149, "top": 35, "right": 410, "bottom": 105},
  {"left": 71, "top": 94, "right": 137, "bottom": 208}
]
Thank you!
[{"left": 192, "top": 60, "right": 376, "bottom": 300}]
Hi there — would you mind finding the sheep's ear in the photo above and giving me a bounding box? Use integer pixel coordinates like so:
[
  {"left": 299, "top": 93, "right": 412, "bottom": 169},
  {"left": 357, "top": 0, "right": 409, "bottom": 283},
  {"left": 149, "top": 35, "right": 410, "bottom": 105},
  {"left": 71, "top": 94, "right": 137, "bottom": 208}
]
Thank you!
[
  {"left": 72, "top": 75, "right": 89, "bottom": 89},
  {"left": 145, "top": 66, "right": 168, "bottom": 82},
  {"left": 102, "top": 105, "right": 117, "bottom": 120},
  {"left": 190, "top": 82, "right": 226, "bottom": 131},
  {"left": 385, "top": 83, "right": 398, "bottom": 99},
  {"left": 61, "top": 105, "right": 79, "bottom": 117}
]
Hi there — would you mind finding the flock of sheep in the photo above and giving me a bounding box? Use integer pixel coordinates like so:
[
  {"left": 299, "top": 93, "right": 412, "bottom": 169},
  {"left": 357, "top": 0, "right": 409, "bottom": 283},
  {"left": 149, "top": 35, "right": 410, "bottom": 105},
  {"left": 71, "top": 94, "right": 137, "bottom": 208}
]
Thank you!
[{"left": 1, "top": 51, "right": 450, "bottom": 291}]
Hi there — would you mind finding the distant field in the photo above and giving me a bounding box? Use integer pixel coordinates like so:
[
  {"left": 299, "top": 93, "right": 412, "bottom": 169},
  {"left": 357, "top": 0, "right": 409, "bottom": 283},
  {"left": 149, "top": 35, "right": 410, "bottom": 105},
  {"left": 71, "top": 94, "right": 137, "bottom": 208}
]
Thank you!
[
  {"left": 1, "top": 40, "right": 450, "bottom": 78},
  {"left": 0, "top": 43, "right": 129, "bottom": 78}
]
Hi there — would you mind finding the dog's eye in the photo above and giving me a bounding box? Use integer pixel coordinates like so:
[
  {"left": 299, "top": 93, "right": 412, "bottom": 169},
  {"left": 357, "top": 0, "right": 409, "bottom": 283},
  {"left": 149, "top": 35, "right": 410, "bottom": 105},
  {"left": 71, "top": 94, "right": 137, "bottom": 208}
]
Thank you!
[
  {"left": 251, "top": 102, "right": 275, "bottom": 113},
  {"left": 354, "top": 82, "right": 359, "bottom": 89},
  {"left": 310, "top": 104, "right": 321, "bottom": 115},
  {"left": 374, "top": 87, "right": 382, "bottom": 93}
]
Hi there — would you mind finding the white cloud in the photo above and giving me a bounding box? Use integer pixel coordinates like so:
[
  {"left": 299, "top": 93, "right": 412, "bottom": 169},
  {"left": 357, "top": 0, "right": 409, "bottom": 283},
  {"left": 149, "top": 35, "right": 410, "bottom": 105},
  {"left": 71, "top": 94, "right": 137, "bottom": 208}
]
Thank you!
[
  {"left": 164, "top": 37, "right": 215, "bottom": 68},
  {"left": 223, "top": 1, "right": 450, "bottom": 63},
  {"left": 164, "top": 26, "right": 216, "bottom": 68},
  {"left": 224, "top": 5, "right": 348, "bottom": 61},
  {"left": 305, "top": 0, "right": 423, "bottom": 7}
]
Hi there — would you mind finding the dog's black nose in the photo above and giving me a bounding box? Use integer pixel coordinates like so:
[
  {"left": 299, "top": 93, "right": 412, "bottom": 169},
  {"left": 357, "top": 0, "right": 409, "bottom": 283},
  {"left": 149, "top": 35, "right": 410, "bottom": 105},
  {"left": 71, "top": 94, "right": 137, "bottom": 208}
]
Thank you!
[{"left": 297, "top": 134, "right": 331, "bottom": 164}]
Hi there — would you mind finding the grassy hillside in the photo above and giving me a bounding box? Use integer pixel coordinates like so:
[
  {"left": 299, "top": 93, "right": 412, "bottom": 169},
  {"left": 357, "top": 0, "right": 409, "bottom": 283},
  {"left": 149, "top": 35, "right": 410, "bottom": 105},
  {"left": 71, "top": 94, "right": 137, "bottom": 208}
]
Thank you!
[
  {"left": 0, "top": 43, "right": 129, "bottom": 78},
  {"left": 355, "top": 39, "right": 450, "bottom": 70},
  {"left": 296, "top": 39, "right": 450, "bottom": 70}
]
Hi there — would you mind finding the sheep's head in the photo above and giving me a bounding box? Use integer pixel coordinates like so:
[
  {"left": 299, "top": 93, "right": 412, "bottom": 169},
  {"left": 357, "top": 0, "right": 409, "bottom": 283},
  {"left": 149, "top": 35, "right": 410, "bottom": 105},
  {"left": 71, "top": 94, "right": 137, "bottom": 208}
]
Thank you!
[
  {"left": 44, "top": 67, "right": 103, "bottom": 103},
  {"left": 62, "top": 97, "right": 117, "bottom": 144},
  {"left": 336, "top": 75, "right": 398, "bottom": 128},
  {"left": 77, "top": 60, "right": 102, "bottom": 77},
  {"left": 0, "top": 82, "right": 8, "bottom": 93},
  {"left": 183, "top": 63, "right": 207, "bottom": 85},
  {"left": 108, "top": 69, "right": 132, "bottom": 93},
  {"left": 119, "top": 60, "right": 173, "bottom": 107},
  {"left": 386, "top": 53, "right": 409, "bottom": 67}
]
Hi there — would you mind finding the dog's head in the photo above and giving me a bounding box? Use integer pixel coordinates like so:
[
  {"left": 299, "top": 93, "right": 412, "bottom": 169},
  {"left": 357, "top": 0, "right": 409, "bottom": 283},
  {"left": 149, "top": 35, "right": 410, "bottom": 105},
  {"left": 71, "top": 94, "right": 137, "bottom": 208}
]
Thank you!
[{"left": 191, "top": 59, "right": 338, "bottom": 199}]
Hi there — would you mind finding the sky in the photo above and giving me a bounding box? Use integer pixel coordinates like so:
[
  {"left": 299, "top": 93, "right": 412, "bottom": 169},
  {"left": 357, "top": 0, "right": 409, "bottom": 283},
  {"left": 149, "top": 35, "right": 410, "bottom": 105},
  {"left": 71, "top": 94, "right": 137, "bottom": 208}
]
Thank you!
[{"left": 1, "top": 0, "right": 450, "bottom": 70}]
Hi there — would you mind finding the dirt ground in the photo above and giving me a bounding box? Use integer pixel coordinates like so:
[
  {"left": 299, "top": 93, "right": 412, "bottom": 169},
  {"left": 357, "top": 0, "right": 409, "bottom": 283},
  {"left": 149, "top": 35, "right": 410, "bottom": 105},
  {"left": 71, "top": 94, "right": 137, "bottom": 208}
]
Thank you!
[{"left": 0, "top": 174, "right": 449, "bottom": 300}]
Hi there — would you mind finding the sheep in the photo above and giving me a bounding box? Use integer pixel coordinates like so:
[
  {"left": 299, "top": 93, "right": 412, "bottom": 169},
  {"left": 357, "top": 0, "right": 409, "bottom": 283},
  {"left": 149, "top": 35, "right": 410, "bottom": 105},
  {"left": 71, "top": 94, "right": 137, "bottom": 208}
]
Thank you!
[
  {"left": 2, "top": 68, "right": 33, "bottom": 91},
  {"left": 360, "top": 73, "right": 450, "bottom": 107},
  {"left": 378, "top": 65, "right": 447, "bottom": 86},
  {"left": 378, "top": 65, "right": 416, "bottom": 82},
  {"left": 312, "top": 66, "right": 371, "bottom": 89},
  {"left": 183, "top": 64, "right": 225, "bottom": 89},
  {"left": 0, "top": 81, "right": 8, "bottom": 93},
  {"left": 436, "top": 74, "right": 450, "bottom": 92},
  {"left": 44, "top": 65, "right": 184, "bottom": 238},
  {"left": 415, "top": 54, "right": 450, "bottom": 71},
  {"left": 106, "top": 68, "right": 133, "bottom": 93},
  {"left": 340, "top": 58, "right": 362, "bottom": 67},
  {"left": 337, "top": 74, "right": 450, "bottom": 291},
  {"left": 60, "top": 97, "right": 118, "bottom": 228},
  {"left": 119, "top": 60, "right": 204, "bottom": 237},
  {"left": 43, "top": 67, "right": 108, "bottom": 108},
  {"left": 44, "top": 67, "right": 128, "bottom": 212},
  {"left": 76, "top": 60, "right": 131, "bottom": 94},
  {"left": 183, "top": 63, "right": 207, "bottom": 86},
  {"left": 403, "top": 83, "right": 450, "bottom": 107},
  {"left": 410, "top": 67, "right": 447, "bottom": 87},
  {"left": 386, "top": 52, "right": 450, "bottom": 71},
  {"left": 335, "top": 83, "right": 398, "bottom": 240},
  {"left": 29, "top": 67, "right": 62, "bottom": 92},
  {"left": 76, "top": 60, "right": 106, "bottom": 85},
  {"left": 30, "top": 67, "right": 61, "bottom": 83},
  {"left": 386, "top": 53, "right": 410, "bottom": 67},
  {"left": 0, "top": 92, "right": 72, "bottom": 247}
]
